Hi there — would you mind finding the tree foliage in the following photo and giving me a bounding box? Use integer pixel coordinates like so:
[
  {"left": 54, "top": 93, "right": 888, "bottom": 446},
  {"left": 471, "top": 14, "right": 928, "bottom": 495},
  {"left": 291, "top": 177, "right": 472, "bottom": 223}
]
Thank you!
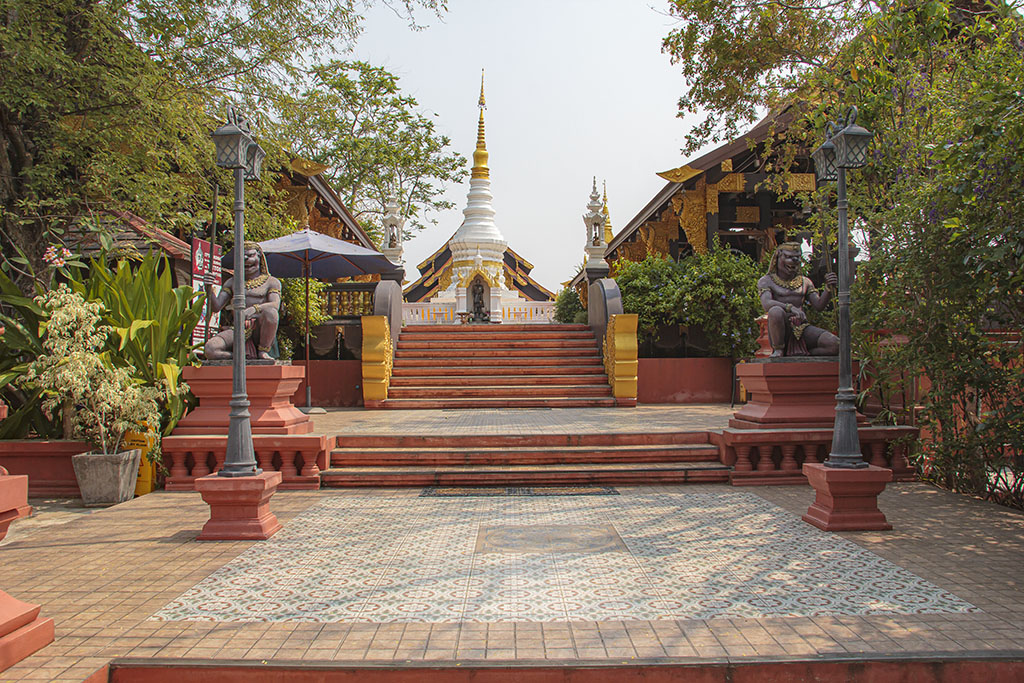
[
  {"left": 663, "top": 0, "right": 1024, "bottom": 506},
  {"left": 274, "top": 60, "right": 467, "bottom": 242},
  {"left": 616, "top": 248, "right": 762, "bottom": 358},
  {"left": 0, "top": 0, "right": 446, "bottom": 292}
]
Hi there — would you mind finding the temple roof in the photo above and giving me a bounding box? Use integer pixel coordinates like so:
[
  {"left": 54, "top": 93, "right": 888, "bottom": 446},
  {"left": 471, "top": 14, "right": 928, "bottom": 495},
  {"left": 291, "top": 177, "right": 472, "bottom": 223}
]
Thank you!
[{"left": 404, "top": 236, "right": 554, "bottom": 303}]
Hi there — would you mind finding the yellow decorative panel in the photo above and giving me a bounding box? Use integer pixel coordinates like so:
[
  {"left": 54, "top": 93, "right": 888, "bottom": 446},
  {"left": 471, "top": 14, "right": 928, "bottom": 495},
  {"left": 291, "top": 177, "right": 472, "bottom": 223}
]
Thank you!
[
  {"left": 705, "top": 182, "right": 719, "bottom": 216},
  {"left": 361, "top": 316, "right": 393, "bottom": 402},
  {"left": 603, "top": 314, "right": 638, "bottom": 399},
  {"left": 735, "top": 206, "right": 760, "bottom": 224},
  {"left": 717, "top": 173, "right": 745, "bottom": 193},
  {"left": 787, "top": 173, "right": 816, "bottom": 193},
  {"left": 721, "top": 159, "right": 733, "bottom": 172},
  {"left": 680, "top": 177, "right": 708, "bottom": 254},
  {"left": 617, "top": 240, "right": 648, "bottom": 262}
]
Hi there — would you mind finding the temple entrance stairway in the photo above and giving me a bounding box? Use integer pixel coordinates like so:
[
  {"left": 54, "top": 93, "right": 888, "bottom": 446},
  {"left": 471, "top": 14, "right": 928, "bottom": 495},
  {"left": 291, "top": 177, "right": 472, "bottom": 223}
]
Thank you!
[
  {"left": 320, "top": 430, "right": 729, "bottom": 487},
  {"left": 370, "top": 323, "right": 635, "bottom": 409}
]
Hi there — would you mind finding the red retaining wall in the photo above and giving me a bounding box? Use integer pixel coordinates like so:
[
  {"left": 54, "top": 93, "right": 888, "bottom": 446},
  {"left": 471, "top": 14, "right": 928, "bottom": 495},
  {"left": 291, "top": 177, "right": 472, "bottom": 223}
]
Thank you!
[
  {"left": 0, "top": 440, "right": 91, "bottom": 496},
  {"left": 637, "top": 358, "right": 732, "bottom": 404},
  {"left": 290, "top": 360, "right": 363, "bottom": 407},
  {"left": 102, "top": 656, "right": 1024, "bottom": 683}
]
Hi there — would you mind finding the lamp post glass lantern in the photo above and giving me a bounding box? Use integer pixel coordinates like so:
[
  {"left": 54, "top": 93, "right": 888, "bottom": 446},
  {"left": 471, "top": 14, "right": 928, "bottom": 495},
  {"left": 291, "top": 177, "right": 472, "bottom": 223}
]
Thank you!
[
  {"left": 211, "top": 107, "right": 266, "bottom": 478},
  {"left": 812, "top": 106, "right": 873, "bottom": 469}
]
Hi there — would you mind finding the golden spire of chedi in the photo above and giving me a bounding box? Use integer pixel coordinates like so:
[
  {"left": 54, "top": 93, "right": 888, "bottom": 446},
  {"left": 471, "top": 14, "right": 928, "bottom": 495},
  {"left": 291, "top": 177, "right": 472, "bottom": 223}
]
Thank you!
[
  {"left": 602, "top": 181, "right": 614, "bottom": 244},
  {"left": 472, "top": 69, "right": 489, "bottom": 179}
]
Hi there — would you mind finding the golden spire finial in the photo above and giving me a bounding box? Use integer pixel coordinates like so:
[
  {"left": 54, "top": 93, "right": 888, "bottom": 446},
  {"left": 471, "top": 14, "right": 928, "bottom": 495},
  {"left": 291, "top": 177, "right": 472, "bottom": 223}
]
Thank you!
[
  {"left": 472, "top": 69, "right": 489, "bottom": 179},
  {"left": 602, "top": 181, "right": 614, "bottom": 243}
]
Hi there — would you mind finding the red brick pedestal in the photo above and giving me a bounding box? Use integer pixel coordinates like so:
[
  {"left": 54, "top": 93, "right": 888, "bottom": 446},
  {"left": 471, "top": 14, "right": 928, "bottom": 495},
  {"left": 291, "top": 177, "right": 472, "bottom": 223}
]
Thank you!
[
  {"left": 733, "top": 358, "right": 866, "bottom": 429},
  {"left": 194, "top": 471, "right": 283, "bottom": 541},
  {"left": 175, "top": 365, "right": 312, "bottom": 435},
  {"left": 0, "top": 469, "right": 31, "bottom": 540},
  {"left": 802, "top": 463, "right": 892, "bottom": 531},
  {"left": 0, "top": 473, "right": 53, "bottom": 673},
  {"left": 0, "top": 591, "right": 54, "bottom": 673}
]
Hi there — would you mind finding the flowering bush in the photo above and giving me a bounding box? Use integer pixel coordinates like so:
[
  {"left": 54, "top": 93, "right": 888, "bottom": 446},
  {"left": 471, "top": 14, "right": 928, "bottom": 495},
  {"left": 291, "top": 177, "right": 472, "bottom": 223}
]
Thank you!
[{"left": 24, "top": 285, "right": 163, "bottom": 455}]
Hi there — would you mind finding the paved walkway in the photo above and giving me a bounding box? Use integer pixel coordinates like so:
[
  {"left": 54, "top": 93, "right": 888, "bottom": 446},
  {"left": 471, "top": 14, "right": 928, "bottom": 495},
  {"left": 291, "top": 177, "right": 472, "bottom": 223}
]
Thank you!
[
  {"left": 2, "top": 478, "right": 1023, "bottom": 680},
  {"left": 308, "top": 404, "right": 734, "bottom": 436}
]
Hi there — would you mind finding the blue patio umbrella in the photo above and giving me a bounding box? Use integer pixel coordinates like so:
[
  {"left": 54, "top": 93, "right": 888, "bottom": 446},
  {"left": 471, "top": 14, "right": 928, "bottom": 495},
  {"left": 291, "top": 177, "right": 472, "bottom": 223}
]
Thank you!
[{"left": 225, "top": 228, "right": 395, "bottom": 408}]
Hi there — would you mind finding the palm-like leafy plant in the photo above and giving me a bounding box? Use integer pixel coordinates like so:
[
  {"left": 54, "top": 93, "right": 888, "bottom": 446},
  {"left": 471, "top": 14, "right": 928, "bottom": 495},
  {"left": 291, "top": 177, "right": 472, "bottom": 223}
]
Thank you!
[{"left": 71, "top": 252, "right": 205, "bottom": 435}]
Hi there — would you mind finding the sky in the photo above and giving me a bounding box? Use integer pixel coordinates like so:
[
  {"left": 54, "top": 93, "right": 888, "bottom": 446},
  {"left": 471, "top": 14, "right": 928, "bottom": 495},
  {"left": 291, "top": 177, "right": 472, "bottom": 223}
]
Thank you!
[{"left": 351, "top": 0, "right": 703, "bottom": 292}]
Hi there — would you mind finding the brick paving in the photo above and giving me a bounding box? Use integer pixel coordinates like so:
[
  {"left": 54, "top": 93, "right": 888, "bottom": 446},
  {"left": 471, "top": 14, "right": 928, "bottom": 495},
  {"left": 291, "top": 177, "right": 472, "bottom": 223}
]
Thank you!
[{"left": 1, "top": 406, "right": 1022, "bottom": 680}]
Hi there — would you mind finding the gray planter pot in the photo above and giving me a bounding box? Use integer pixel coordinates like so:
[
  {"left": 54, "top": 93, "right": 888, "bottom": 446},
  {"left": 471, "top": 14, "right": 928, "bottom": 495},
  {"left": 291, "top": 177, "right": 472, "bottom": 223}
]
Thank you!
[{"left": 71, "top": 449, "right": 142, "bottom": 507}]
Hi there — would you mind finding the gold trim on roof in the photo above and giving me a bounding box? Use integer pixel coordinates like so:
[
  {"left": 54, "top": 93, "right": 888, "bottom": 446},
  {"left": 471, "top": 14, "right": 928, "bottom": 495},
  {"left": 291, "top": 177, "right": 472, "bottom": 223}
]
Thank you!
[{"left": 656, "top": 165, "right": 702, "bottom": 183}]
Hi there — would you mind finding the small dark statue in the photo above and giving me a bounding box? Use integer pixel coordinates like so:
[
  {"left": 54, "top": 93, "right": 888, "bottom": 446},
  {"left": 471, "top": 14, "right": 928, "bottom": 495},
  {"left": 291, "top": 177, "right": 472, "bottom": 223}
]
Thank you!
[
  {"left": 470, "top": 278, "right": 489, "bottom": 323},
  {"left": 757, "top": 242, "right": 838, "bottom": 357},
  {"left": 204, "top": 241, "right": 282, "bottom": 360}
]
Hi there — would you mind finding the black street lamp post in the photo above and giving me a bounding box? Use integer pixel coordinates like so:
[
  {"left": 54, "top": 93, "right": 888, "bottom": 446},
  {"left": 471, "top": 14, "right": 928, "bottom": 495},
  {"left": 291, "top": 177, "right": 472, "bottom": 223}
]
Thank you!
[
  {"left": 811, "top": 106, "right": 874, "bottom": 469},
  {"left": 211, "top": 108, "right": 266, "bottom": 477}
]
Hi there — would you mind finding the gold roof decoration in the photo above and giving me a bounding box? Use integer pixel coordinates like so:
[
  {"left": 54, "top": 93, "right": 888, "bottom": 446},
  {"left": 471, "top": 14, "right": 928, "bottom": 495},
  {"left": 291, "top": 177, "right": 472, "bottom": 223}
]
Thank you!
[
  {"left": 602, "top": 181, "right": 614, "bottom": 245},
  {"left": 656, "top": 165, "right": 702, "bottom": 184},
  {"left": 472, "top": 69, "right": 489, "bottom": 179},
  {"left": 289, "top": 157, "right": 330, "bottom": 177}
]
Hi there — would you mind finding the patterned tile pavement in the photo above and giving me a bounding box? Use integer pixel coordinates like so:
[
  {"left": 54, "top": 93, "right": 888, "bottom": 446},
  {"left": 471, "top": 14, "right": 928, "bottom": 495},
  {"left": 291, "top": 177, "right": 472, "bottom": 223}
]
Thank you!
[
  {"left": 151, "top": 489, "right": 975, "bottom": 625},
  {"left": 1, "top": 479, "right": 1023, "bottom": 680}
]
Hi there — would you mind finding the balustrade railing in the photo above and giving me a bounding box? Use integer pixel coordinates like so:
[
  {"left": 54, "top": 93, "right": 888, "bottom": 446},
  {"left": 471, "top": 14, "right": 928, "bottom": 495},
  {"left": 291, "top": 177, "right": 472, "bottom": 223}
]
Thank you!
[
  {"left": 402, "top": 301, "right": 555, "bottom": 324},
  {"left": 325, "top": 283, "right": 376, "bottom": 318}
]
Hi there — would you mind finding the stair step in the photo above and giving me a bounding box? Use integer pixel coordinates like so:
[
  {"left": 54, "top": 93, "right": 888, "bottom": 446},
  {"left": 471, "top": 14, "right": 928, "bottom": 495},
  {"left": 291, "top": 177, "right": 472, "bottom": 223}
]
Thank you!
[
  {"left": 403, "top": 324, "right": 590, "bottom": 333},
  {"left": 320, "top": 462, "right": 731, "bottom": 487},
  {"left": 392, "top": 365, "right": 606, "bottom": 377},
  {"left": 366, "top": 397, "right": 629, "bottom": 409},
  {"left": 395, "top": 347, "right": 599, "bottom": 358},
  {"left": 397, "top": 339, "right": 598, "bottom": 349},
  {"left": 393, "top": 357, "right": 604, "bottom": 368},
  {"left": 399, "top": 331, "right": 596, "bottom": 341},
  {"left": 386, "top": 385, "right": 613, "bottom": 399},
  {"left": 335, "top": 432, "right": 713, "bottom": 449},
  {"left": 331, "top": 444, "right": 721, "bottom": 466},
  {"left": 390, "top": 375, "right": 609, "bottom": 387}
]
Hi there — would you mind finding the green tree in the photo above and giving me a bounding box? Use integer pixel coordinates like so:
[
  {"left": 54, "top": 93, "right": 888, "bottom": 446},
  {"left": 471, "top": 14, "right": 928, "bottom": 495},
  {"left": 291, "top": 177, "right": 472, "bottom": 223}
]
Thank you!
[
  {"left": 0, "top": 0, "right": 442, "bottom": 291},
  {"left": 274, "top": 61, "right": 467, "bottom": 244},
  {"left": 663, "top": 0, "right": 1024, "bottom": 506}
]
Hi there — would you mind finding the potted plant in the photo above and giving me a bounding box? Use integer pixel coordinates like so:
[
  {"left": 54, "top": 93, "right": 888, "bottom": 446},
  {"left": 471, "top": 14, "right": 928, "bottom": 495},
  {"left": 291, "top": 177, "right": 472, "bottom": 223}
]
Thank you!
[{"left": 24, "top": 285, "right": 164, "bottom": 506}]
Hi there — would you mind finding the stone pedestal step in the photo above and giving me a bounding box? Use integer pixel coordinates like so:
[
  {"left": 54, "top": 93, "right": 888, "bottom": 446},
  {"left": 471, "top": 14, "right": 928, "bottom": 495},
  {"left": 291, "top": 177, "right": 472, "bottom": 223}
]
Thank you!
[
  {"left": 387, "top": 385, "right": 613, "bottom": 399},
  {"left": 330, "top": 443, "right": 721, "bottom": 467},
  {"left": 390, "top": 374, "right": 609, "bottom": 387},
  {"left": 336, "top": 432, "right": 713, "bottom": 449},
  {"left": 320, "top": 462, "right": 731, "bottom": 487},
  {"left": 366, "top": 397, "right": 634, "bottom": 409}
]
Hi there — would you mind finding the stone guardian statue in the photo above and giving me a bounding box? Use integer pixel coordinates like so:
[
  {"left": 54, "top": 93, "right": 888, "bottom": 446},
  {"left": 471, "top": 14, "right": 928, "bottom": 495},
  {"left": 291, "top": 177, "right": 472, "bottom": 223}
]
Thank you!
[
  {"left": 757, "top": 242, "right": 839, "bottom": 357},
  {"left": 204, "top": 241, "right": 282, "bottom": 360}
]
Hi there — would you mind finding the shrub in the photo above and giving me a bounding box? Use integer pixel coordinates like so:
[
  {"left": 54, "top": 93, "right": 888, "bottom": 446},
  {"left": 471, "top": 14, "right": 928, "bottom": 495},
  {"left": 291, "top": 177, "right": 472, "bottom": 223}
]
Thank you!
[
  {"left": 553, "top": 287, "right": 584, "bottom": 323},
  {"left": 24, "top": 285, "right": 164, "bottom": 455},
  {"left": 677, "top": 247, "right": 762, "bottom": 358}
]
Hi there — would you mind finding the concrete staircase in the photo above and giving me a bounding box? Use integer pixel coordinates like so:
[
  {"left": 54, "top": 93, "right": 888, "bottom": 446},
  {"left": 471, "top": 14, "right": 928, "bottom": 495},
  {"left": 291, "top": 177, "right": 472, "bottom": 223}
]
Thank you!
[
  {"left": 370, "top": 323, "right": 635, "bottom": 409},
  {"left": 320, "top": 431, "right": 729, "bottom": 487}
]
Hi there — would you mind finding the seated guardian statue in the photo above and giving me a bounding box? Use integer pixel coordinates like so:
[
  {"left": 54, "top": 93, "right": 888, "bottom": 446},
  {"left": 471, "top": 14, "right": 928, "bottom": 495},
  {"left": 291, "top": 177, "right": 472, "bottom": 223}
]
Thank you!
[
  {"left": 204, "top": 241, "right": 281, "bottom": 361},
  {"left": 757, "top": 242, "right": 839, "bottom": 357}
]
